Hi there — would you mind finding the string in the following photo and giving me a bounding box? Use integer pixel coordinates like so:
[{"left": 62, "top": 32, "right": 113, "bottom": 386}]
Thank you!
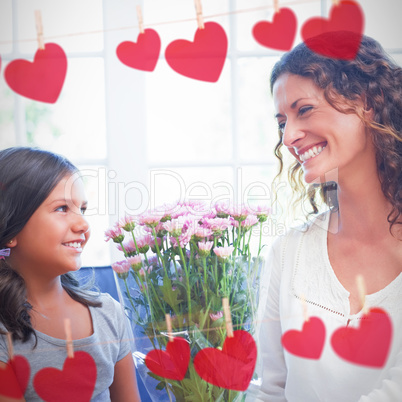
[{"left": 0, "top": 0, "right": 319, "bottom": 46}]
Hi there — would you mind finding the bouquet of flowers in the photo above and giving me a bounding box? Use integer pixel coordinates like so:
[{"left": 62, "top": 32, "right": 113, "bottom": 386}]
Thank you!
[{"left": 105, "top": 201, "right": 268, "bottom": 401}]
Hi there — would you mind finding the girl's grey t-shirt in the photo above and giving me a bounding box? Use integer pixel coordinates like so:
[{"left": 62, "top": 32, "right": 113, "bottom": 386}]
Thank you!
[{"left": 0, "top": 293, "right": 133, "bottom": 401}]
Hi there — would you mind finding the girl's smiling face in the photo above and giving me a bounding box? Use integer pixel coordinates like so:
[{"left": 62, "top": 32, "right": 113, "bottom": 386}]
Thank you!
[
  {"left": 10, "top": 173, "right": 90, "bottom": 278},
  {"left": 272, "top": 73, "right": 376, "bottom": 185}
]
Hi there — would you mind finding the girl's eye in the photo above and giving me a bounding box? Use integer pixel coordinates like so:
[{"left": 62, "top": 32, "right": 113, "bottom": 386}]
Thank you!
[
  {"left": 56, "top": 205, "right": 68, "bottom": 212},
  {"left": 81, "top": 207, "right": 87, "bottom": 215},
  {"left": 299, "top": 106, "right": 313, "bottom": 116}
]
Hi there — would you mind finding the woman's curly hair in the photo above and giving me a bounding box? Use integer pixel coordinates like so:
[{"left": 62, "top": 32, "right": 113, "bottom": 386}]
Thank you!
[{"left": 270, "top": 32, "right": 402, "bottom": 236}]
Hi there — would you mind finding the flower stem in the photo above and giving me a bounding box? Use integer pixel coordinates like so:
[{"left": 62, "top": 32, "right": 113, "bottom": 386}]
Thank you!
[
  {"left": 175, "top": 236, "right": 192, "bottom": 324},
  {"left": 152, "top": 227, "right": 168, "bottom": 277},
  {"left": 202, "top": 257, "right": 208, "bottom": 306}
]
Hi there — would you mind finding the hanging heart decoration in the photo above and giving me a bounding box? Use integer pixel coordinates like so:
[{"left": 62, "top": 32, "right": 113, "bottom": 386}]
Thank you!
[
  {"left": 0, "top": 355, "right": 30, "bottom": 399},
  {"left": 5, "top": 43, "right": 67, "bottom": 103},
  {"left": 301, "top": 0, "right": 364, "bottom": 60},
  {"left": 33, "top": 351, "right": 97, "bottom": 402},
  {"left": 252, "top": 8, "right": 297, "bottom": 51},
  {"left": 145, "top": 337, "right": 190, "bottom": 381},
  {"left": 165, "top": 21, "right": 228, "bottom": 83},
  {"left": 281, "top": 316, "right": 326, "bottom": 359},
  {"left": 193, "top": 330, "right": 257, "bottom": 391},
  {"left": 116, "top": 28, "right": 161, "bottom": 72},
  {"left": 331, "top": 307, "right": 392, "bottom": 368}
]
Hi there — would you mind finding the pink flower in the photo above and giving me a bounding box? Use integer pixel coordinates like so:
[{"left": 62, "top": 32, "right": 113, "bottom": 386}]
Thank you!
[
  {"left": 198, "top": 241, "right": 213, "bottom": 257},
  {"left": 170, "top": 229, "right": 192, "bottom": 248},
  {"left": 241, "top": 215, "right": 259, "bottom": 230},
  {"left": 213, "top": 245, "right": 234, "bottom": 261},
  {"left": 111, "top": 260, "right": 130, "bottom": 279},
  {"left": 138, "top": 211, "right": 161, "bottom": 228},
  {"left": 163, "top": 218, "right": 184, "bottom": 237},
  {"left": 253, "top": 205, "right": 271, "bottom": 222},
  {"left": 127, "top": 255, "right": 142, "bottom": 272},
  {"left": 203, "top": 217, "right": 232, "bottom": 235},
  {"left": 118, "top": 215, "right": 136, "bottom": 231},
  {"left": 229, "top": 204, "right": 250, "bottom": 222},
  {"left": 139, "top": 265, "right": 153, "bottom": 278},
  {"left": 104, "top": 226, "right": 124, "bottom": 243},
  {"left": 215, "top": 201, "right": 231, "bottom": 218},
  {"left": 192, "top": 225, "right": 213, "bottom": 240},
  {"left": 209, "top": 311, "right": 224, "bottom": 321}
]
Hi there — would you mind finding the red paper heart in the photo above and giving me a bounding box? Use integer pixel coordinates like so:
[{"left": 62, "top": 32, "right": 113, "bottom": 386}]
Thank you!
[
  {"left": 145, "top": 337, "right": 190, "bottom": 381},
  {"left": 331, "top": 307, "right": 392, "bottom": 368},
  {"left": 301, "top": 0, "right": 364, "bottom": 60},
  {"left": 165, "top": 22, "right": 228, "bottom": 83},
  {"left": 0, "top": 355, "right": 30, "bottom": 399},
  {"left": 281, "top": 317, "right": 325, "bottom": 359},
  {"left": 5, "top": 43, "right": 67, "bottom": 103},
  {"left": 193, "top": 330, "right": 257, "bottom": 391},
  {"left": 33, "top": 351, "right": 97, "bottom": 402},
  {"left": 252, "top": 8, "right": 297, "bottom": 51},
  {"left": 116, "top": 28, "right": 161, "bottom": 72}
]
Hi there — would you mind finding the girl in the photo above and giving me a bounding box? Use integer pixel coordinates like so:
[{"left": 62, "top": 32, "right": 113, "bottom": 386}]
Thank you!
[
  {"left": 0, "top": 147, "right": 140, "bottom": 401},
  {"left": 252, "top": 32, "right": 402, "bottom": 401}
]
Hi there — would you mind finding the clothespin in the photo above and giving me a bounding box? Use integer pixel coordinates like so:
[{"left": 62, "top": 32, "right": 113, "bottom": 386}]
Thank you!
[
  {"left": 35, "top": 10, "right": 45, "bottom": 50},
  {"left": 222, "top": 298, "right": 233, "bottom": 338},
  {"left": 273, "top": 0, "right": 280, "bottom": 14},
  {"left": 136, "top": 5, "right": 145, "bottom": 35},
  {"left": 356, "top": 275, "right": 368, "bottom": 315},
  {"left": 194, "top": 0, "right": 205, "bottom": 30},
  {"left": 300, "top": 293, "right": 309, "bottom": 322},
  {"left": 6, "top": 332, "right": 14, "bottom": 360},
  {"left": 64, "top": 318, "right": 74, "bottom": 358},
  {"left": 165, "top": 313, "right": 174, "bottom": 342}
]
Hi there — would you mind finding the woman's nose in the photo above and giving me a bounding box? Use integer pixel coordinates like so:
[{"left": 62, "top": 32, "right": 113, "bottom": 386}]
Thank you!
[{"left": 282, "top": 120, "right": 306, "bottom": 148}]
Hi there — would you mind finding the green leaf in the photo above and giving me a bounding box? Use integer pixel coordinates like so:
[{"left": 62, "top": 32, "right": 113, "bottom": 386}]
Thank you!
[{"left": 161, "top": 276, "right": 183, "bottom": 308}]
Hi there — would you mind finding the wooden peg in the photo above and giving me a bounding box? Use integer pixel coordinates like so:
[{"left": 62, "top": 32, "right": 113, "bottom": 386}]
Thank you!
[
  {"left": 356, "top": 275, "right": 368, "bottom": 314},
  {"left": 64, "top": 318, "right": 74, "bottom": 358},
  {"left": 165, "top": 313, "right": 174, "bottom": 342},
  {"left": 300, "top": 293, "right": 309, "bottom": 322},
  {"left": 273, "top": 0, "right": 280, "bottom": 14},
  {"left": 194, "top": 0, "right": 205, "bottom": 30},
  {"left": 222, "top": 297, "right": 233, "bottom": 338},
  {"left": 136, "top": 5, "right": 145, "bottom": 35},
  {"left": 6, "top": 332, "right": 14, "bottom": 360},
  {"left": 35, "top": 10, "right": 45, "bottom": 50}
]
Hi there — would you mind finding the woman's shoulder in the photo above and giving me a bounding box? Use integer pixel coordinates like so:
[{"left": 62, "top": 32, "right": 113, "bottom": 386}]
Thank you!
[{"left": 264, "top": 210, "right": 331, "bottom": 262}]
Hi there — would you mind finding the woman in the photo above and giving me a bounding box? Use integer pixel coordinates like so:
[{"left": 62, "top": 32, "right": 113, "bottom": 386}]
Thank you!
[{"left": 252, "top": 32, "right": 402, "bottom": 401}]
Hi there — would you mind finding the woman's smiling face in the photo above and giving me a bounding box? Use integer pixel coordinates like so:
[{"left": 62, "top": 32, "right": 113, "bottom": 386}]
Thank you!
[{"left": 272, "top": 73, "right": 376, "bottom": 185}]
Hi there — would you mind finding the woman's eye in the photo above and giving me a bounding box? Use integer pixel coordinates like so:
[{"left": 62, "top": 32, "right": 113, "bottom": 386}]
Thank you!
[
  {"left": 278, "top": 122, "right": 286, "bottom": 133},
  {"left": 81, "top": 207, "right": 87, "bottom": 215},
  {"left": 56, "top": 205, "right": 68, "bottom": 212},
  {"left": 299, "top": 106, "right": 313, "bottom": 116}
]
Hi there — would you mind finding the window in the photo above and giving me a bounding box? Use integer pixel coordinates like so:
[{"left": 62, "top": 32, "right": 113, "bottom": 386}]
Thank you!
[{"left": 1, "top": 0, "right": 401, "bottom": 265}]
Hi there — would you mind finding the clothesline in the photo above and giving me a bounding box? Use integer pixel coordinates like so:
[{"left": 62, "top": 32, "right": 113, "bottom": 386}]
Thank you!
[{"left": 0, "top": 0, "right": 320, "bottom": 45}]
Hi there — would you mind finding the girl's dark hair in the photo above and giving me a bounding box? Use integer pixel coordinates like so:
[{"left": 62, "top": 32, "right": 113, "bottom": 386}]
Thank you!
[
  {"left": 270, "top": 32, "right": 402, "bottom": 235},
  {"left": 0, "top": 147, "right": 101, "bottom": 343}
]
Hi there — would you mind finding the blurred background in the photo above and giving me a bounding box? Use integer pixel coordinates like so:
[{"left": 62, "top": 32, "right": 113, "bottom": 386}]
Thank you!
[{"left": 0, "top": 0, "right": 401, "bottom": 267}]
